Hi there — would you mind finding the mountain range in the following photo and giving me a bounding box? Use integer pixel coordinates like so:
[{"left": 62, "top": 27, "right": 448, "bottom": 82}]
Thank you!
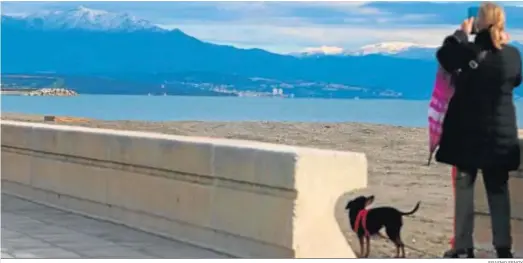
[
  {"left": 298, "top": 41, "right": 523, "bottom": 61},
  {"left": 295, "top": 42, "right": 440, "bottom": 60},
  {"left": 2, "top": 6, "right": 522, "bottom": 99}
]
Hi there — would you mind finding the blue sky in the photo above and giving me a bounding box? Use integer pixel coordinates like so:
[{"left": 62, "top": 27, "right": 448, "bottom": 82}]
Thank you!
[{"left": 2, "top": 1, "right": 523, "bottom": 54}]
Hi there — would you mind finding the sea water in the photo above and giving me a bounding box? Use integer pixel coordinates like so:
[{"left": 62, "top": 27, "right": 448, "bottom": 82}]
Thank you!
[{"left": 3, "top": 95, "right": 523, "bottom": 128}]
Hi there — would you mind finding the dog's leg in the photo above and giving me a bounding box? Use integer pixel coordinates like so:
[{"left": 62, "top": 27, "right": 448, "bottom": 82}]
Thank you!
[
  {"left": 399, "top": 238, "right": 406, "bottom": 258},
  {"left": 390, "top": 236, "right": 401, "bottom": 258},
  {"left": 394, "top": 243, "right": 400, "bottom": 258},
  {"left": 364, "top": 236, "right": 371, "bottom": 258},
  {"left": 358, "top": 236, "right": 365, "bottom": 258},
  {"left": 386, "top": 227, "right": 404, "bottom": 258},
  {"left": 395, "top": 237, "right": 406, "bottom": 258}
]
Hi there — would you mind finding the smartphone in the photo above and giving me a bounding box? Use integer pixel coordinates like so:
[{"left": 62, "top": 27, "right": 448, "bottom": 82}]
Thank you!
[{"left": 468, "top": 6, "right": 480, "bottom": 34}]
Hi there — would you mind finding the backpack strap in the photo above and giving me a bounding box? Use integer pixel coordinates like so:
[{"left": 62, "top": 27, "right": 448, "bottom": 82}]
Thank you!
[
  {"left": 452, "top": 50, "right": 488, "bottom": 82},
  {"left": 468, "top": 50, "right": 488, "bottom": 69}
]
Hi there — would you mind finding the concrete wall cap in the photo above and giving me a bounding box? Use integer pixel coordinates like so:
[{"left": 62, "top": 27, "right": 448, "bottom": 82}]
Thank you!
[{"left": 1, "top": 120, "right": 364, "bottom": 158}]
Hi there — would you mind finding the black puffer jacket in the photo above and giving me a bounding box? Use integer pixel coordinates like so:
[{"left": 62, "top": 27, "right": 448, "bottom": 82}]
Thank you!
[{"left": 435, "top": 29, "right": 522, "bottom": 171}]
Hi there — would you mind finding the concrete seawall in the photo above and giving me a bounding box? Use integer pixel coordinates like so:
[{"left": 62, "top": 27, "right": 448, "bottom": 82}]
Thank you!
[{"left": 1, "top": 120, "right": 367, "bottom": 258}]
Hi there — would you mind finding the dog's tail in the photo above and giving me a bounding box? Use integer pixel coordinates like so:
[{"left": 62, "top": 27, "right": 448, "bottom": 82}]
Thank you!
[{"left": 400, "top": 201, "right": 421, "bottom": 216}]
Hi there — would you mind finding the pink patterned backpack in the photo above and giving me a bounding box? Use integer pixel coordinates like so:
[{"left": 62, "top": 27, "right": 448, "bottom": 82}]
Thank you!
[{"left": 427, "top": 67, "right": 454, "bottom": 165}]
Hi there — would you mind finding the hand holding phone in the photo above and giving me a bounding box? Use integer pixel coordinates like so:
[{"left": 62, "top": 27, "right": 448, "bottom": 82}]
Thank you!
[
  {"left": 467, "top": 7, "right": 479, "bottom": 34},
  {"left": 461, "top": 17, "right": 475, "bottom": 35}
]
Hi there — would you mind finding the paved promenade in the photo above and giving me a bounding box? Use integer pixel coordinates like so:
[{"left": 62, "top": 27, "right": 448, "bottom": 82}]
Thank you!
[
  {"left": 1, "top": 194, "right": 230, "bottom": 259},
  {"left": 2, "top": 193, "right": 520, "bottom": 258}
]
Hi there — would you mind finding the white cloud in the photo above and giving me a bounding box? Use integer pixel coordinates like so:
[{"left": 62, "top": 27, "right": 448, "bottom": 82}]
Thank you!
[
  {"left": 164, "top": 20, "right": 523, "bottom": 54},
  {"left": 4, "top": 1, "right": 523, "bottom": 54},
  {"left": 275, "top": 25, "right": 455, "bottom": 44},
  {"left": 287, "top": 1, "right": 382, "bottom": 15}
]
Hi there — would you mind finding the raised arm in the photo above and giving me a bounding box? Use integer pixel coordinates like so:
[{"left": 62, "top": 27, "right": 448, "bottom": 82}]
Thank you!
[
  {"left": 444, "top": 30, "right": 469, "bottom": 46},
  {"left": 436, "top": 30, "right": 478, "bottom": 74}
]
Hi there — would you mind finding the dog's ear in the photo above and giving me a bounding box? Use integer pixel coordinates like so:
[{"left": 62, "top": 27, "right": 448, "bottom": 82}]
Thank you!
[
  {"left": 345, "top": 200, "right": 353, "bottom": 210},
  {"left": 365, "top": 195, "right": 375, "bottom": 207}
]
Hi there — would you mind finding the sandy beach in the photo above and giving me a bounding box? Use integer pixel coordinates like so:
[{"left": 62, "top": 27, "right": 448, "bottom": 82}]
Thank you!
[{"left": 2, "top": 112, "right": 455, "bottom": 258}]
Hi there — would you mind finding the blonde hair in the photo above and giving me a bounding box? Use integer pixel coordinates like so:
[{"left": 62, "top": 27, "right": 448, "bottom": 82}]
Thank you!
[{"left": 479, "top": 2, "right": 506, "bottom": 49}]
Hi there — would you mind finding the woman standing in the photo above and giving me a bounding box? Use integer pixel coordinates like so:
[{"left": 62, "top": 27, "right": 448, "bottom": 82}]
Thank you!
[{"left": 435, "top": 2, "right": 522, "bottom": 258}]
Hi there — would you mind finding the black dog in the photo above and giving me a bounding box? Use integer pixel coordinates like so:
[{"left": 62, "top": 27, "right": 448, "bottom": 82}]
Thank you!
[{"left": 345, "top": 195, "right": 420, "bottom": 258}]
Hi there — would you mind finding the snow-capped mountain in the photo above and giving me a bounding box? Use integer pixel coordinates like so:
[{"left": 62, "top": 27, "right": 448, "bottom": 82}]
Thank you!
[
  {"left": 297, "top": 41, "right": 522, "bottom": 60},
  {"left": 348, "top": 42, "right": 439, "bottom": 60},
  {"left": 2, "top": 6, "right": 163, "bottom": 32},
  {"left": 294, "top": 42, "right": 439, "bottom": 59},
  {"left": 347, "top": 42, "right": 439, "bottom": 56},
  {"left": 349, "top": 41, "right": 523, "bottom": 59}
]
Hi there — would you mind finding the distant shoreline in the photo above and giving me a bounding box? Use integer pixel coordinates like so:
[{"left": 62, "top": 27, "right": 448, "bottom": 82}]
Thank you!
[
  {"left": 0, "top": 88, "right": 77, "bottom": 96},
  {"left": 1, "top": 91, "right": 29, "bottom": 95}
]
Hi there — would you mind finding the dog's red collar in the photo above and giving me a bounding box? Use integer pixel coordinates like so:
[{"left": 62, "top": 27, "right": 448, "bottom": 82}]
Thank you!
[{"left": 354, "top": 209, "right": 370, "bottom": 237}]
